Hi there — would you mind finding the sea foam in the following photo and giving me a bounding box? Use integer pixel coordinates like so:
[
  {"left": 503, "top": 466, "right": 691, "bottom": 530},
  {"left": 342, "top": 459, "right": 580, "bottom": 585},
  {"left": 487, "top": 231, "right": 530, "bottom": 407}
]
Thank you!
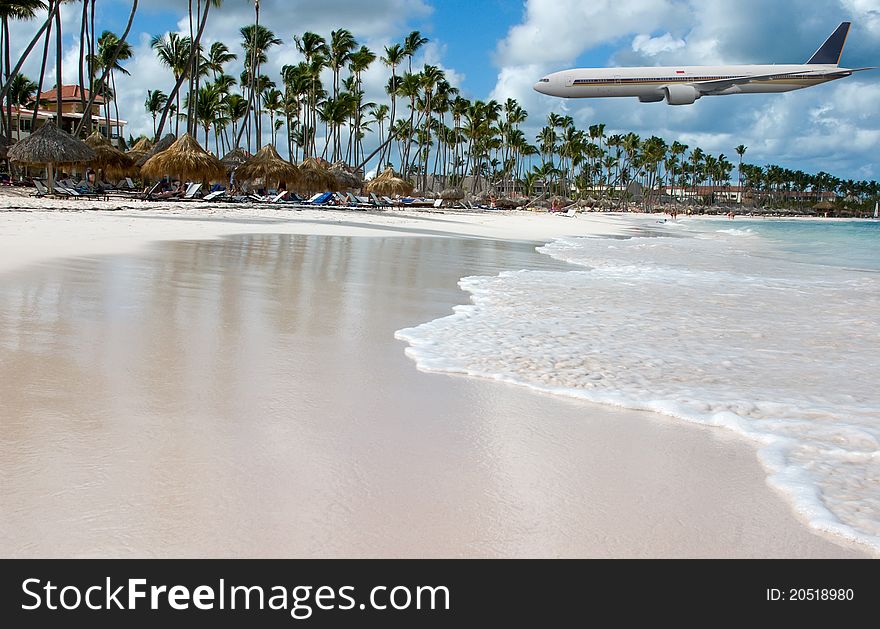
[{"left": 396, "top": 219, "right": 880, "bottom": 553}]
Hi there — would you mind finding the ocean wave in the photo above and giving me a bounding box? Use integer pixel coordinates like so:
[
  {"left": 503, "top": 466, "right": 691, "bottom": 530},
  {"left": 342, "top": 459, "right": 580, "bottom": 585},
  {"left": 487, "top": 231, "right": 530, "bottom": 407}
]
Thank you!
[{"left": 396, "top": 223, "right": 880, "bottom": 554}]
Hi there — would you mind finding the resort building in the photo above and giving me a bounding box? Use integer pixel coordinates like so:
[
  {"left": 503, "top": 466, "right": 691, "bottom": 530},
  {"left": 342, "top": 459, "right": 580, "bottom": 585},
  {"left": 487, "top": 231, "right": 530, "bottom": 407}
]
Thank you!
[
  {"left": 2, "top": 85, "right": 126, "bottom": 145},
  {"left": 662, "top": 185, "right": 837, "bottom": 204}
]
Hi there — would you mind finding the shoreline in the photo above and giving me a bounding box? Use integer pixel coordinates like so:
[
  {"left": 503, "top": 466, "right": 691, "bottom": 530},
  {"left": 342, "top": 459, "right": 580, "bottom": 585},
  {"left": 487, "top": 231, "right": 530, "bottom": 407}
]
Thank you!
[
  {"left": 0, "top": 205, "right": 871, "bottom": 558},
  {"left": 0, "top": 202, "right": 640, "bottom": 276}
]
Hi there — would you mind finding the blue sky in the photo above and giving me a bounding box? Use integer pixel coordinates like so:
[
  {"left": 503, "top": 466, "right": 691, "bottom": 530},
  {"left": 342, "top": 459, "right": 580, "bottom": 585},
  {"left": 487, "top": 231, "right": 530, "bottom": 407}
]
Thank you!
[{"left": 9, "top": 0, "right": 880, "bottom": 180}]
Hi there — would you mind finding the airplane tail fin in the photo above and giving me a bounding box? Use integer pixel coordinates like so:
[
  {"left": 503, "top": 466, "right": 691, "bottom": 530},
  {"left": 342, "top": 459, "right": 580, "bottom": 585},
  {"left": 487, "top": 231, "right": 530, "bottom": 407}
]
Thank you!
[{"left": 806, "top": 22, "right": 851, "bottom": 65}]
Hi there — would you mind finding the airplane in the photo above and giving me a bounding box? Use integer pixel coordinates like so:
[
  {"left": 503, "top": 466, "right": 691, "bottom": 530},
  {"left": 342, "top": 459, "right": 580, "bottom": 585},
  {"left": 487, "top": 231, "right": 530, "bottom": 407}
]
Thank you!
[{"left": 533, "top": 22, "right": 875, "bottom": 105}]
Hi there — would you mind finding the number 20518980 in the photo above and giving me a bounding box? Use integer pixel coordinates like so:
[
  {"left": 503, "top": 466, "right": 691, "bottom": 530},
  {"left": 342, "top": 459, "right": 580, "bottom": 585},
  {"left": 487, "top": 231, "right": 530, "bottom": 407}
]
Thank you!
[{"left": 767, "top": 588, "right": 854, "bottom": 601}]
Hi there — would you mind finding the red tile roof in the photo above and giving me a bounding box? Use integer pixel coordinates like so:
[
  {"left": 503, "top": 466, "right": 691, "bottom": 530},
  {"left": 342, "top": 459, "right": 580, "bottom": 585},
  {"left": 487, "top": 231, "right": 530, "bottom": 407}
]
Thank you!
[{"left": 35, "top": 85, "right": 105, "bottom": 104}]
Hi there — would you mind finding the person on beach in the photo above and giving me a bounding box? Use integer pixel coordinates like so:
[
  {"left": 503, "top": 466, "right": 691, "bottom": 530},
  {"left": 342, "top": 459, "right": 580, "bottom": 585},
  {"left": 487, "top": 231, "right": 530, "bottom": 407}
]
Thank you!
[
  {"left": 550, "top": 198, "right": 559, "bottom": 213},
  {"left": 155, "top": 180, "right": 183, "bottom": 200},
  {"left": 79, "top": 170, "right": 103, "bottom": 194}
]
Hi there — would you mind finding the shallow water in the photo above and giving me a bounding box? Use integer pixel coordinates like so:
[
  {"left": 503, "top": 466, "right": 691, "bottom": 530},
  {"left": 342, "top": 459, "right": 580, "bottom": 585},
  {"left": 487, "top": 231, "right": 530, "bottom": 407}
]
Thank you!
[{"left": 397, "top": 219, "right": 880, "bottom": 552}]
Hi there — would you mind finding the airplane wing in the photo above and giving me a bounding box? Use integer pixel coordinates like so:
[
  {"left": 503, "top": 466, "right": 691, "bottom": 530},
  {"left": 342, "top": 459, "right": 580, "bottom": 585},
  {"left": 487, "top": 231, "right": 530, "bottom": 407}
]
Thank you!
[{"left": 692, "top": 69, "right": 838, "bottom": 95}]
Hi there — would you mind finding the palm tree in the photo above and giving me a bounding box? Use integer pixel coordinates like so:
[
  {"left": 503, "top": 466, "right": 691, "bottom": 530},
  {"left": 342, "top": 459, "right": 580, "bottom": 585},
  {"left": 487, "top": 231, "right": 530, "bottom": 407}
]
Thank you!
[
  {"left": 668, "top": 140, "right": 687, "bottom": 200},
  {"left": 91, "top": 30, "right": 133, "bottom": 140},
  {"left": 418, "top": 64, "right": 444, "bottom": 189},
  {"left": 206, "top": 41, "right": 236, "bottom": 79},
  {"left": 398, "top": 71, "right": 422, "bottom": 178},
  {"left": 369, "top": 103, "right": 389, "bottom": 171},
  {"left": 403, "top": 30, "right": 428, "bottom": 74},
  {"left": 74, "top": 0, "right": 138, "bottom": 138},
  {"left": 152, "top": 32, "right": 192, "bottom": 136},
  {"left": 225, "top": 93, "right": 247, "bottom": 148},
  {"left": 238, "top": 22, "right": 280, "bottom": 150},
  {"left": 154, "top": 0, "right": 221, "bottom": 140},
  {"left": 735, "top": 144, "right": 747, "bottom": 205},
  {"left": 294, "top": 31, "right": 328, "bottom": 158},
  {"left": 7, "top": 73, "right": 37, "bottom": 140},
  {"left": 348, "top": 45, "right": 375, "bottom": 165},
  {"left": 193, "top": 83, "right": 225, "bottom": 148},
  {"left": 262, "top": 87, "right": 283, "bottom": 145},
  {"left": 0, "top": 0, "right": 47, "bottom": 140},
  {"left": 145, "top": 89, "right": 168, "bottom": 137}
]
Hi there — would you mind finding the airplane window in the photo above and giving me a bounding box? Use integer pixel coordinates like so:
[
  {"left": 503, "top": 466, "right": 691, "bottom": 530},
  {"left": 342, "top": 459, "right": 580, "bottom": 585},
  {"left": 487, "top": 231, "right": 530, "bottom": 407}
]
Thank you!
[{"left": 539, "top": 78, "right": 550, "bottom": 83}]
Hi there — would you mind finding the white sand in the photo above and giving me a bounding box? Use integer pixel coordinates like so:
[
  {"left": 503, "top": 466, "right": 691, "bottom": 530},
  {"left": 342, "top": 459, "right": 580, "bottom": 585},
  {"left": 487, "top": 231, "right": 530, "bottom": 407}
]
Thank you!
[
  {"left": 0, "top": 194, "right": 635, "bottom": 275},
  {"left": 0, "top": 193, "right": 868, "bottom": 558}
]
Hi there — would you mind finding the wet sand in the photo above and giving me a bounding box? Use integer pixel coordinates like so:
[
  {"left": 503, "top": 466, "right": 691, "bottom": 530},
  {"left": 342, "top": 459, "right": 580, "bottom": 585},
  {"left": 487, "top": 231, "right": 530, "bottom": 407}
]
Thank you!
[{"left": 0, "top": 231, "right": 865, "bottom": 557}]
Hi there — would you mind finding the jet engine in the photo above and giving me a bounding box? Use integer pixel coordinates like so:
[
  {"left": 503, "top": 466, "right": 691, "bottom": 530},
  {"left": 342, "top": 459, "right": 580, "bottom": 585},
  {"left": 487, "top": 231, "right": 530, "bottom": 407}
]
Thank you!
[
  {"left": 638, "top": 92, "right": 665, "bottom": 103},
  {"left": 664, "top": 84, "right": 701, "bottom": 105}
]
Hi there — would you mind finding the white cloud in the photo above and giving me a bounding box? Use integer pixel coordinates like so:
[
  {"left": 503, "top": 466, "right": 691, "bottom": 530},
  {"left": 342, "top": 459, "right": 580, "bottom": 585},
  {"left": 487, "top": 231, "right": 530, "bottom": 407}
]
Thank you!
[
  {"left": 631, "top": 33, "right": 686, "bottom": 56},
  {"left": 494, "top": 0, "right": 685, "bottom": 67}
]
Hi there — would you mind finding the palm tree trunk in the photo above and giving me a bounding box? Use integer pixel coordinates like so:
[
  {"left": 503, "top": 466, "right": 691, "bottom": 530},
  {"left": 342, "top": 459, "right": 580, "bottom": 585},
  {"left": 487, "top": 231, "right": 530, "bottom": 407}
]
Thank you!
[
  {"left": 285, "top": 110, "right": 292, "bottom": 162},
  {"left": 89, "top": 0, "right": 95, "bottom": 93},
  {"left": 0, "top": 1, "right": 61, "bottom": 107},
  {"left": 54, "top": 5, "right": 62, "bottom": 128},
  {"left": 75, "top": 0, "right": 138, "bottom": 136},
  {"left": 3, "top": 16, "right": 12, "bottom": 142},
  {"left": 235, "top": 2, "right": 260, "bottom": 149},
  {"left": 78, "top": 2, "right": 88, "bottom": 136},
  {"left": 31, "top": 10, "right": 53, "bottom": 130},
  {"left": 154, "top": 0, "right": 207, "bottom": 140},
  {"left": 186, "top": 0, "right": 194, "bottom": 132},
  {"left": 105, "top": 82, "right": 111, "bottom": 140},
  {"left": 112, "top": 72, "right": 122, "bottom": 142}
]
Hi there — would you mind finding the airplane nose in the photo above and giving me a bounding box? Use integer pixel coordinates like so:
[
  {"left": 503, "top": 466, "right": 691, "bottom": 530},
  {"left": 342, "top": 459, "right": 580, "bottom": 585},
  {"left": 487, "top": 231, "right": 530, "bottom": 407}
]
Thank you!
[{"left": 533, "top": 81, "right": 547, "bottom": 94}]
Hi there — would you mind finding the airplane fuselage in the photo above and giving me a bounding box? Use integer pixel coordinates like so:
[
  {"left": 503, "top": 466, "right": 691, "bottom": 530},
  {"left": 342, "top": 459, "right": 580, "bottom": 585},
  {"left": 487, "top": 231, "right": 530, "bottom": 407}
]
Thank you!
[{"left": 534, "top": 64, "right": 852, "bottom": 103}]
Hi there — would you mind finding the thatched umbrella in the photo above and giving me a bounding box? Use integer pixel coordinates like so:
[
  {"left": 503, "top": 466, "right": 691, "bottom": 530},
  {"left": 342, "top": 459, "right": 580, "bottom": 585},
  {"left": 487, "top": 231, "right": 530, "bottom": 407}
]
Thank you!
[
  {"left": 440, "top": 188, "right": 465, "bottom": 201},
  {"left": 126, "top": 137, "right": 153, "bottom": 164},
  {"left": 221, "top": 147, "right": 251, "bottom": 175},
  {"left": 813, "top": 200, "right": 834, "bottom": 211},
  {"left": 365, "top": 174, "right": 414, "bottom": 197},
  {"left": 141, "top": 134, "right": 225, "bottom": 183},
  {"left": 365, "top": 167, "right": 414, "bottom": 197},
  {"left": 8, "top": 123, "right": 96, "bottom": 194},
  {"left": 235, "top": 144, "right": 299, "bottom": 189},
  {"left": 330, "top": 161, "right": 362, "bottom": 190},
  {"left": 84, "top": 131, "right": 134, "bottom": 178},
  {"left": 135, "top": 133, "right": 176, "bottom": 168},
  {"left": 297, "top": 157, "right": 338, "bottom": 195}
]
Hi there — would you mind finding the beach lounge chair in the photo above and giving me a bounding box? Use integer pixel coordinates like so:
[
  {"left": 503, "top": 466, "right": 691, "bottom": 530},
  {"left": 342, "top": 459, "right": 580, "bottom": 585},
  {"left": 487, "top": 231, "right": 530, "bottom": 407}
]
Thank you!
[
  {"left": 346, "top": 193, "right": 371, "bottom": 207},
  {"left": 122, "top": 177, "right": 137, "bottom": 190},
  {"left": 183, "top": 183, "right": 202, "bottom": 200},
  {"left": 369, "top": 193, "right": 387, "bottom": 207},
  {"left": 301, "top": 192, "right": 334, "bottom": 205},
  {"left": 269, "top": 191, "right": 288, "bottom": 204},
  {"left": 433, "top": 199, "right": 443, "bottom": 209},
  {"left": 203, "top": 190, "right": 226, "bottom": 202},
  {"left": 33, "top": 179, "right": 49, "bottom": 197},
  {"left": 381, "top": 196, "right": 396, "bottom": 207},
  {"left": 555, "top": 207, "right": 577, "bottom": 217},
  {"left": 141, "top": 181, "right": 166, "bottom": 200}
]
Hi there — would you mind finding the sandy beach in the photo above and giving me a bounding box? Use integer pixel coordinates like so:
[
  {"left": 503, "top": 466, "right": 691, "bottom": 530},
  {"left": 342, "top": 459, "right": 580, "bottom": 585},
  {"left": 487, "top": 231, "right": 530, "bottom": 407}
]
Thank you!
[{"left": 0, "top": 198, "right": 869, "bottom": 558}]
